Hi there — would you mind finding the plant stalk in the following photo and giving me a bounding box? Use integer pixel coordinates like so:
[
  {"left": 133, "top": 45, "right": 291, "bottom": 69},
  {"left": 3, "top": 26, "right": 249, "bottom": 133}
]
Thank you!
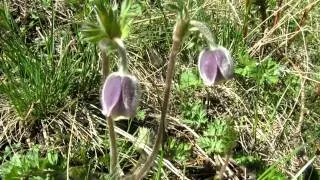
[
  {"left": 256, "top": 0, "right": 268, "bottom": 33},
  {"left": 114, "top": 38, "right": 128, "bottom": 74},
  {"left": 272, "top": 0, "right": 283, "bottom": 28},
  {"left": 101, "top": 48, "right": 109, "bottom": 79},
  {"left": 126, "top": 19, "right": 189, "bottom": 180},
  {"left": 189, "top": 20, "right": 215, "bottom": 47},
  {"left": 107, "top": 116, "right": 119, "bottom": 178}
]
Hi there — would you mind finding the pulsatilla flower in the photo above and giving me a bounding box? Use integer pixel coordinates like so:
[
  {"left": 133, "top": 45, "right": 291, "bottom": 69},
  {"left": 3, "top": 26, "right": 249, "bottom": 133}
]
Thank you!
[
  {"left": 198, "top": 46, "right": 233, "bottom": 86},
  {"left": 101, "top": 72, "right": 139, "bottom": 120}
]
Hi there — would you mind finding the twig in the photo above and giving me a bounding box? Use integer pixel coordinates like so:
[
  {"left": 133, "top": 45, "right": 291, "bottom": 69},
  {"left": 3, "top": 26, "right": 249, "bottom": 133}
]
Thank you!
[
  {"left": 219, "top": 152, "right": 231, "bottom": 179},
  {"left": 272, "top": 0, "right": 283, "bottom": 28},
  {"left": 295, "top": 78, "right": 306, "bottom": 136},
  {"left": 66, "top": 106, "right": 77, "bottom": 180},
  {"left": 293, "top": 156, "right": 316, "bottom": 179}
]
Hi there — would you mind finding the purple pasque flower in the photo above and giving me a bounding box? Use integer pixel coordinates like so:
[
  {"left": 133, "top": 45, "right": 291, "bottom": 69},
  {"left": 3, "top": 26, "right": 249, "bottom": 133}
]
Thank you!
[
  {"left": 101, "top": 72, "right": 139, "bottom": 120},
  {"left": 198, "top": 46, "right": 233, "bottom": 86}
]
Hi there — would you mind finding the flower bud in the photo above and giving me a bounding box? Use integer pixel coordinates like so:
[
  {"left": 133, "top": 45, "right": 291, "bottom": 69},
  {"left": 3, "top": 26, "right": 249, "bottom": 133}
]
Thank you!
[
  {"left": 198, "top": 46, "right": 233, "bottom": 86},
  {"left": 101, "top": 72, "right": 139, "bottom": 120}
]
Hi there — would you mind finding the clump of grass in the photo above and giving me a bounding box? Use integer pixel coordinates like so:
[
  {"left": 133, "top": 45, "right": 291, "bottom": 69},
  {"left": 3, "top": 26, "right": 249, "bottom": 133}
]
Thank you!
[
  {"left": 0, "top": 4, "right": 100, "bottom": 121},
  {"left": 167, "top": 137, "right": 191, "bottom": 163}
]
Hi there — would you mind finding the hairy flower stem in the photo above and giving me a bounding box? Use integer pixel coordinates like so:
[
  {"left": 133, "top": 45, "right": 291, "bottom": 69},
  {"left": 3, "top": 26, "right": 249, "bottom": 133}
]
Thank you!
[
  {"left": 107, "top": 116, "right": 119, "bottom": 178},
  {"left": 101, "top": 48, "right": 109, "bottom": 79},
  {"left": 126, "top": 19, "right": 189, "bottom": 180},
  {"left": 114, "top": 38, "right": 128, "bottom": 74},
  {"left": 205, "top": 88, "right": 210, "bottom": 117},
  {"left": 189, "top": 20, "right": 215, "bottom": 47}
]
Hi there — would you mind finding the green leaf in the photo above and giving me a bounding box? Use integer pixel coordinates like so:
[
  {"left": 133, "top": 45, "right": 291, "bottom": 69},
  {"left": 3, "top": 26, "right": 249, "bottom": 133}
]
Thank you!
[
  {"left": 198, "top": 119, "right": 237, "bottom": 155},
  {"left": 136, "top": 108, "right": 146, "bottom": 121},
  {"left": 167, "top": 137, "right": 191, "bottom": 162},
  {"left": 179, "top": 68, "right": 201, "bottom": 90},
  {"left": 47, "top": 152, "right": 58, "bottom": 165},
  {"left": 181, "top": 100, "right": 207, "bottom": 129}
]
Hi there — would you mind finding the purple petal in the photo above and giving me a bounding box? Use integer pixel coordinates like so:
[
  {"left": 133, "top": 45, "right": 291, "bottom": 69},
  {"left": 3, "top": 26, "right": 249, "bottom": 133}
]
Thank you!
[
  {"left": 101, "top": 73, "right": 122, "bottom": 117},
  {"left": 198, "top": 49, "right": 218, "bottom": 86},
  {"left": 121, "top": 75, "right": 139, "bottom": 117},
  {"left": 214, "top": 47, "right": 233, "bottom": 79},
  {"left": 109, "top": 92, "right": 128, "bottom": 120}
]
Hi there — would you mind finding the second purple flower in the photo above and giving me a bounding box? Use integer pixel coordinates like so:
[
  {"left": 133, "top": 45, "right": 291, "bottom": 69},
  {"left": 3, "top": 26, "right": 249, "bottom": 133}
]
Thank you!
[
  {"left": 101, "top": 72, "right": 139, "bottom": 120},
  {"left": 198, "top": 46, "right": 233, "bottom": 86}
]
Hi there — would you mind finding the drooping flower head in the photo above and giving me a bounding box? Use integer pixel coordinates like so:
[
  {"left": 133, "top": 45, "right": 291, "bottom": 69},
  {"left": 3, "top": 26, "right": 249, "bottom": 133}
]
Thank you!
[
  {"left": 198, "top": 46, "right": 233, "bottom": 86},
  {"left": 101, "top": 72, "right": 139, "bottom": 120}
]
